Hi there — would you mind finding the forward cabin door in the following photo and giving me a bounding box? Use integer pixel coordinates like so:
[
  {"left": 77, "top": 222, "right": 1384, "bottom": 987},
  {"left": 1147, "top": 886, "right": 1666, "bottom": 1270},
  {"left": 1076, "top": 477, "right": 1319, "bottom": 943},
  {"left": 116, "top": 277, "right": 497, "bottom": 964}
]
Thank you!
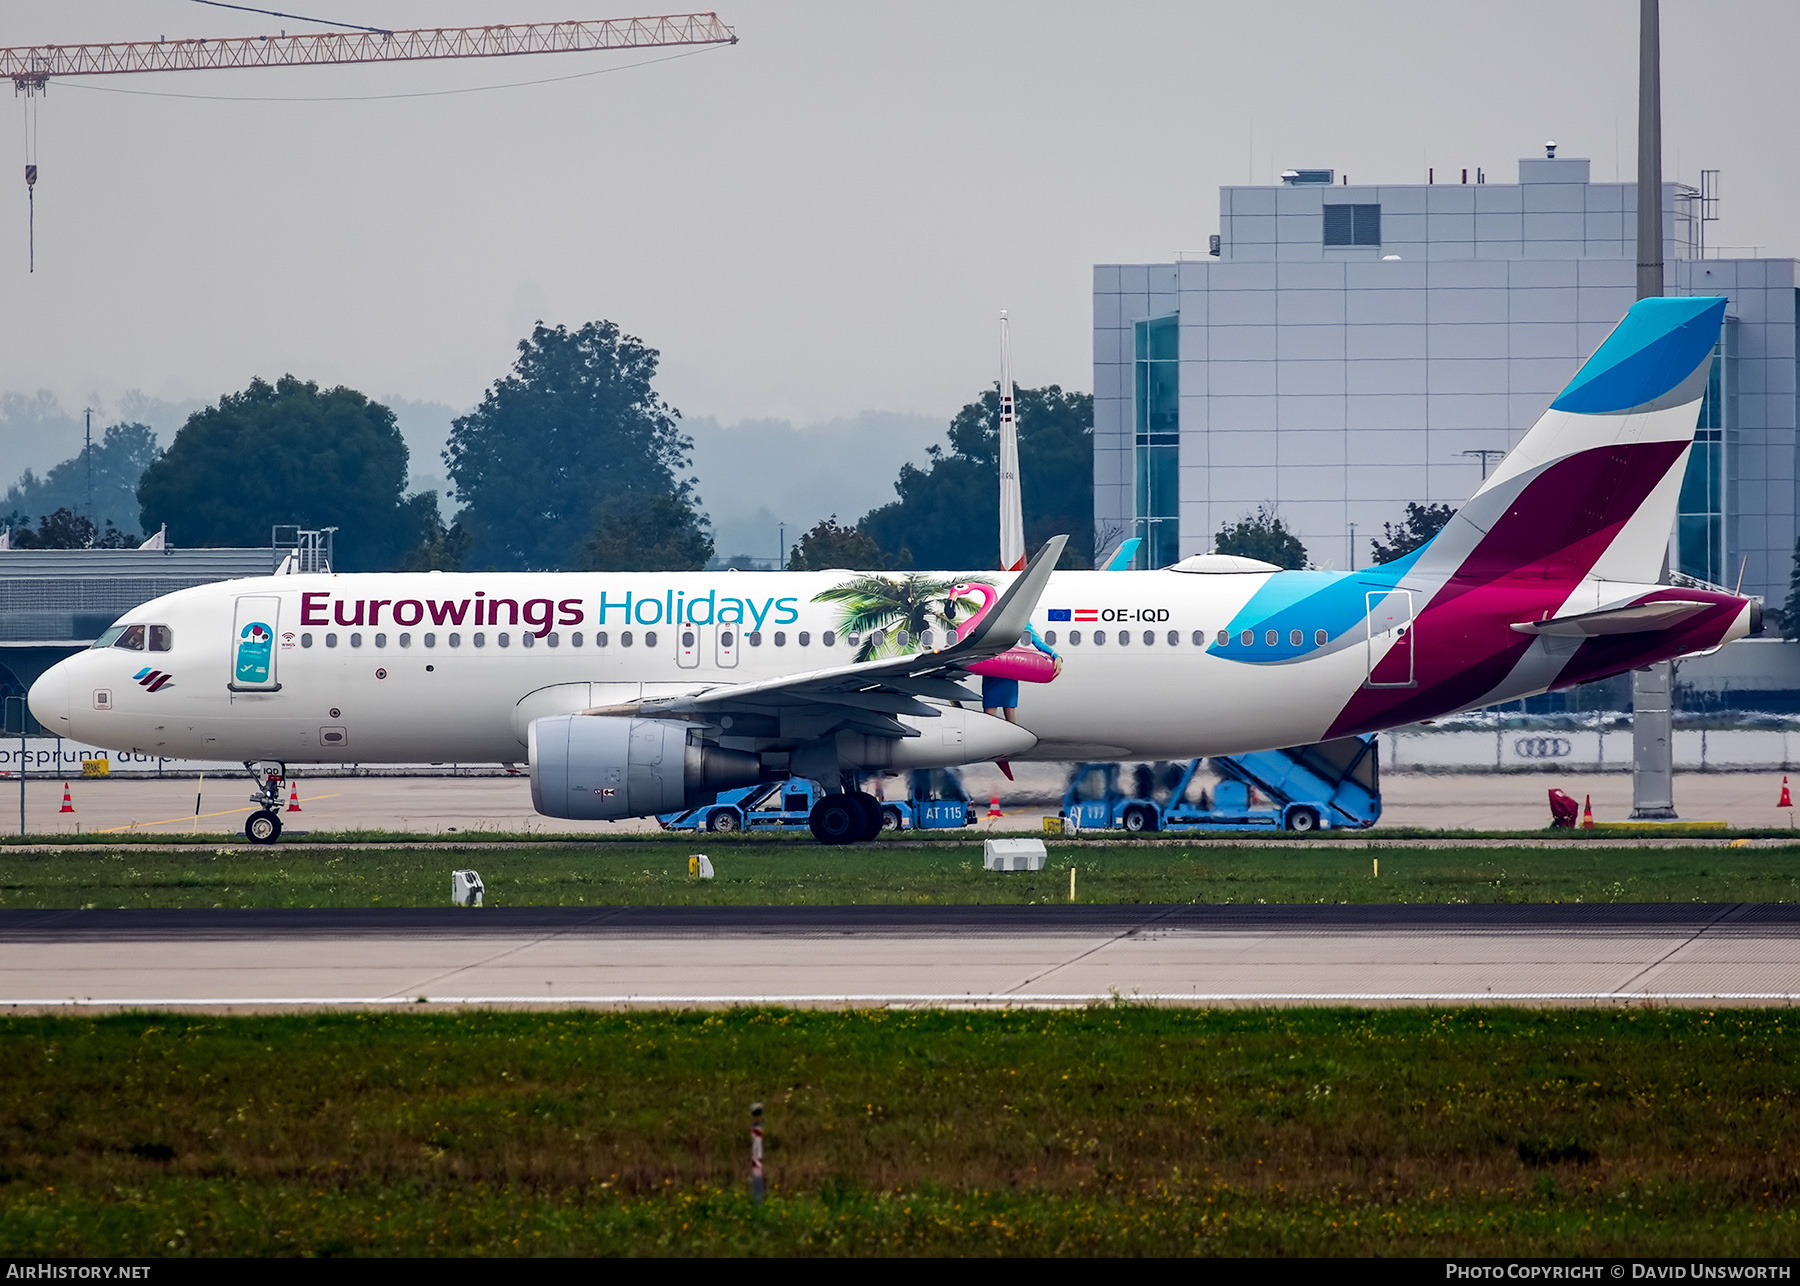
[
  {"left": 230, "top": 595, "right": 283, "bottom": 692},
  {"left": 1364, "top": 590, "right": 1415, "bottom": 688}
]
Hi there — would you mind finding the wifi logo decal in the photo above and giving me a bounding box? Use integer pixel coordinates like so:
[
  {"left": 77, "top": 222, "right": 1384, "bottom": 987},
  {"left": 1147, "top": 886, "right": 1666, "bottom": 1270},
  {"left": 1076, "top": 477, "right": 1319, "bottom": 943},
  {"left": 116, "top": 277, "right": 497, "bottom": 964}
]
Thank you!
[{"left": 133, "top": 667, "right": 174, "bottom": 693}]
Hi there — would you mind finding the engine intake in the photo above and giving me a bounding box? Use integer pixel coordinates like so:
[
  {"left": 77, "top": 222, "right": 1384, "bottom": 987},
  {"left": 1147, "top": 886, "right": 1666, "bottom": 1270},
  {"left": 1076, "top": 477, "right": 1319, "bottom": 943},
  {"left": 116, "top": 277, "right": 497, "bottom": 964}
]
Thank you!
[{"left": 529, "top": 715, "right": 761, "bottom": 820}]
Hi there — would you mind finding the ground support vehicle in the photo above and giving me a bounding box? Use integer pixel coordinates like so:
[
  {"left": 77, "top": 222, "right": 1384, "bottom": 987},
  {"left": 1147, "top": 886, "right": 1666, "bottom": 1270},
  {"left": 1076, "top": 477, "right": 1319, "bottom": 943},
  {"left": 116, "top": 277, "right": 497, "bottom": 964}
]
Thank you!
[
  {"left": 660, "top": 768, "right": 976, "bottom": 835},
  {"left": 1060, "top": 736, "right": 1380, "bottom": 833}
]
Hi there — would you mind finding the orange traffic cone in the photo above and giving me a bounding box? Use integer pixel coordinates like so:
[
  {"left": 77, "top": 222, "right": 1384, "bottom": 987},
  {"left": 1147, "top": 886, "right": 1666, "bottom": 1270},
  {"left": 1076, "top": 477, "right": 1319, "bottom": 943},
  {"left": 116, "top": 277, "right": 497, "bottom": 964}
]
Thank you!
[
  {"left": 286, "top": 783, "right": 302, "bottom": 813},
  {"left": 1581, "top": 794, "right": 1594, "bottom": 829},
  {"left": 987, "top": 795, "right": 1003, "bottom": 819},
  {"left": 1780, "top": 776, "right": 1792, "bottom": 809},
  {"left": 58, "top": 783, "right": 74, "bottom": 814}
]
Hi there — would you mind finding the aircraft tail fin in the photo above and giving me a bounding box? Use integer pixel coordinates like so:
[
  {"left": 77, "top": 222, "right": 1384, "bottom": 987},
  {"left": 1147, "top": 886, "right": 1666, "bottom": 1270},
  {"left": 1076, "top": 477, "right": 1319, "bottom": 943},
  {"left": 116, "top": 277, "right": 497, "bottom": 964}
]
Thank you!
[{"left": 1410, "top": 295, "right": 1727, "bottom": 587}]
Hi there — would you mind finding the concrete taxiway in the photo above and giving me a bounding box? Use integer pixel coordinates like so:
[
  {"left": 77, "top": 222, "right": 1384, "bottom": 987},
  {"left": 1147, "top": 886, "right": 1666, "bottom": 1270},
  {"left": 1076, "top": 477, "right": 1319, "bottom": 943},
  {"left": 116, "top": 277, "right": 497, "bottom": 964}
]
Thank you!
[
  {"left": 6, "top": 769, "right": 1799, "bottom": 837},
  {"left": 4, "top": 903, "right": 1798, "bottom": 1008}
]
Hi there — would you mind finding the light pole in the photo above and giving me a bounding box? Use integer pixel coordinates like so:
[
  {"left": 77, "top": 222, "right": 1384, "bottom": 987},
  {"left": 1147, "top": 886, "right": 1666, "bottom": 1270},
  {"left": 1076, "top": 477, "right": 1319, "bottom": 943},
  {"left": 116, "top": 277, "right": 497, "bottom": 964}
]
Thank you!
[{"left": 1629, "top": 0, "right": 1678, "bottom": 821}]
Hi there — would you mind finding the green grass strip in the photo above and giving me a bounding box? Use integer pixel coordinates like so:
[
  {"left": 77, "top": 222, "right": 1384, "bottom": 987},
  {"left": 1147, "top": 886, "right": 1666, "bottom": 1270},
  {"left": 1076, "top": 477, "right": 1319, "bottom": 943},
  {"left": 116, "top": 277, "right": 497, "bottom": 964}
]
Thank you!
[
  {"left": 4, "top": 1007, "right": 1800, "bottom": 1255},
  {"left": 3, "top": 839, "right": 1800, "bottom": 908}
]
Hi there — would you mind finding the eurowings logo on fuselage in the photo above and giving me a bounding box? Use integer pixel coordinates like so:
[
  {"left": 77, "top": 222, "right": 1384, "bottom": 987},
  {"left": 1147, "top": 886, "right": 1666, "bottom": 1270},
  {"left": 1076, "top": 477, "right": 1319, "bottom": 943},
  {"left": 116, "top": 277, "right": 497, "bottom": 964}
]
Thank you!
[{"left": 133, "top": 667, "right": 173, "bottom": 692}]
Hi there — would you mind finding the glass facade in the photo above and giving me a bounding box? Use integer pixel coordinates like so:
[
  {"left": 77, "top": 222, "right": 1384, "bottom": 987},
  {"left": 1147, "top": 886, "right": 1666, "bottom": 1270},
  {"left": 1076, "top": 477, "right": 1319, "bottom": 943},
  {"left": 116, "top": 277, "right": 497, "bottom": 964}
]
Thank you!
[
  {"left": 1676, "top": 339, "right": 1730, "bottom": 585},
  {"left": 1133, "top": 315, "right": 1180, "bottom": 568}
]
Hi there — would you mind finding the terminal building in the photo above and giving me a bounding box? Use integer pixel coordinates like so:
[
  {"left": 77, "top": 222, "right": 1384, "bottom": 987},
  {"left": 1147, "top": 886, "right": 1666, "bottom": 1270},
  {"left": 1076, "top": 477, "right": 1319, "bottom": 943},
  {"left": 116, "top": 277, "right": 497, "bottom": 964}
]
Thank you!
[{"left": 1092, "top": 153, "right": 1800, "bottom": 608}]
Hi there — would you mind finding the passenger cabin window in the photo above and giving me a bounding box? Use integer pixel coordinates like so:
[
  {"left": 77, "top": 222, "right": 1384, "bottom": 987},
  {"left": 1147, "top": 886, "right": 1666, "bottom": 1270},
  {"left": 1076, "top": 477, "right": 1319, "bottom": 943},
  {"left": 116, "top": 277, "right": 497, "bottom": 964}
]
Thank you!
[
  {"left": 644, "top": 631, "right": 658, "bottom": 648},
  {"left": 822, "top": 631, "right": 835, "bottom": 647},
  {"left": 326, "top": 633, "right": 339, "bottom": 648},
  {"left": 375, "top": 633, "right": 389, "bottom": 648}
]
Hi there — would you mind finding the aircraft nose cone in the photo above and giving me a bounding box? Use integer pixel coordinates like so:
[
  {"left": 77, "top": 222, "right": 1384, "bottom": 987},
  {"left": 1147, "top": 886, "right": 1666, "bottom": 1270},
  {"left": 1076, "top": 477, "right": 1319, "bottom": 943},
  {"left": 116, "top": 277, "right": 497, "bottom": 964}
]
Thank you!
[{"left": 27, "top": 663, "right": 71, "bottom": 735}]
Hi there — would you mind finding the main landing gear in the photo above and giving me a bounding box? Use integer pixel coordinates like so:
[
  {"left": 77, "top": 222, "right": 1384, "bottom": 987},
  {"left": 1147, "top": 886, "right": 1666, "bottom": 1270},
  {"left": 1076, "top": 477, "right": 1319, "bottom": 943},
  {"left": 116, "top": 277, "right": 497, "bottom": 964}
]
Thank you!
[
  {"left": 244, "top": 760, "right": 287, "bottom": 845},
  {"left": 808, "top": 790, "right": 883, "bottom": 845}
]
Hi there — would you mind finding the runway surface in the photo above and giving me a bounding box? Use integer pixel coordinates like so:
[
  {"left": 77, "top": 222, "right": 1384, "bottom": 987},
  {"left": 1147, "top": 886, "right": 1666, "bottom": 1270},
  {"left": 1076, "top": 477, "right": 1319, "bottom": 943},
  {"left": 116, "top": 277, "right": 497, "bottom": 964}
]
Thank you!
[{"left": 4, "top": 902, "right": 1799, "bottom": 1008}]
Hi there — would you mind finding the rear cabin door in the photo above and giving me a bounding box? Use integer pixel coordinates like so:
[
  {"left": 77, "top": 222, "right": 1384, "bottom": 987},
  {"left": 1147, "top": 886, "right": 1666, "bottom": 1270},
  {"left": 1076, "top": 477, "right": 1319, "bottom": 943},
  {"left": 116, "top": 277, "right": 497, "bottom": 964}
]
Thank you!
[
  {"left": 230, "top": 595, "right": 282, "bottom": 692},
  {"left": 1364, "top": 590, "right": 1415, "bottom": 688}
]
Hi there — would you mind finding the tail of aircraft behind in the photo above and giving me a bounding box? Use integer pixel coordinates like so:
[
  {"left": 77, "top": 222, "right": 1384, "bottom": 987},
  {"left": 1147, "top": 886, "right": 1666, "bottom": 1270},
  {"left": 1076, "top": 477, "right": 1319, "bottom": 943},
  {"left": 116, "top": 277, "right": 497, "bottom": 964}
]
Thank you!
[{"left": 1410, "top": 295, "right": 1728, "bottom": 589}]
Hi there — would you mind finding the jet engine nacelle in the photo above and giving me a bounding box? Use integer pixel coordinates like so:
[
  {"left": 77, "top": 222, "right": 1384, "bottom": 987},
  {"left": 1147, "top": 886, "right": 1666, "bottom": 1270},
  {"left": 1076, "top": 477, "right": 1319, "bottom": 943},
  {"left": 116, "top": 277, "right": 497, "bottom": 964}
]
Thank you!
[{"left": 529, "top": 715, "right": 762, "bottom": 821}]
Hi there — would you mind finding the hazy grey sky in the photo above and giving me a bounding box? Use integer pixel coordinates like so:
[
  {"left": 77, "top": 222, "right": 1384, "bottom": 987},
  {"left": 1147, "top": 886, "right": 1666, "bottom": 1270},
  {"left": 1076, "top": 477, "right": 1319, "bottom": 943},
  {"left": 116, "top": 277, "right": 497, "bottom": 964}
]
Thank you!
[{"left": 2, "top": 1, "right": 1795, "bottom": 435}]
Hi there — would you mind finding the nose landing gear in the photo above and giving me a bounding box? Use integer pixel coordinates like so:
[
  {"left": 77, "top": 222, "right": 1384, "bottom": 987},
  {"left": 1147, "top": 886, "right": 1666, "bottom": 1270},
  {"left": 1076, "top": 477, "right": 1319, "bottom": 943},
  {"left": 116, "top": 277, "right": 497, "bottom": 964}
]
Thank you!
[{"left": 244, "top": 760, "right": 288, "bottom": 844}]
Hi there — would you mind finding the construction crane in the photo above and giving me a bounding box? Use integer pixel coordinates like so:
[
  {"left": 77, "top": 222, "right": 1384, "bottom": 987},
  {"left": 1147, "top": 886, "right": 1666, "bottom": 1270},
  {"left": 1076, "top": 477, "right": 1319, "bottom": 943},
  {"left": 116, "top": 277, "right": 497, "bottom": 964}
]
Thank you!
[{"left": 5, "top": 12, "right": 738, "bottom": 268}]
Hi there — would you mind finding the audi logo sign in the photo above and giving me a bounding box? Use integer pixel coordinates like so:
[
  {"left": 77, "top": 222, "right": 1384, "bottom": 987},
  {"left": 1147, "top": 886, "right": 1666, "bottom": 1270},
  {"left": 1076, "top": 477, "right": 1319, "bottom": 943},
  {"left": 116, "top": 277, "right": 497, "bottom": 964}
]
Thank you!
[{"left": 1513, "top": 736, "right": 1573, "bottom": 759}]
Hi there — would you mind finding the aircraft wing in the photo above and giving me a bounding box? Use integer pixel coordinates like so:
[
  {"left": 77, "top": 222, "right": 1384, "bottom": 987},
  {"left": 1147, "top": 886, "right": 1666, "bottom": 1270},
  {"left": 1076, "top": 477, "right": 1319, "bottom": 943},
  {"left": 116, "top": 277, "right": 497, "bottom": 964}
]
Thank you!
[{"left": 581, "top": 535, "right": 1067, "bottom": 739}]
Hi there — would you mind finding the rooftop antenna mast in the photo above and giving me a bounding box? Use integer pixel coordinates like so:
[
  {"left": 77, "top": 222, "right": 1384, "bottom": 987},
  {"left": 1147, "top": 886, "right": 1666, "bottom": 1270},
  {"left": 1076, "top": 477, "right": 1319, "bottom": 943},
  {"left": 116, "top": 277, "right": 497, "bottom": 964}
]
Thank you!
[{"left": 998, "top": 312, "right": 1024, "bottom": 572}]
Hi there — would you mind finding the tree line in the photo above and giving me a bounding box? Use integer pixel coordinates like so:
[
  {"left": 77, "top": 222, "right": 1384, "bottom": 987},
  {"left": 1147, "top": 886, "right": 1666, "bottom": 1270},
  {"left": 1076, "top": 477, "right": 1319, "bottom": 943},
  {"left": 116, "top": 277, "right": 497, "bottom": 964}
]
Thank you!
[{"left": 1, "top": 310, "right": 1469, "bottom": 576}]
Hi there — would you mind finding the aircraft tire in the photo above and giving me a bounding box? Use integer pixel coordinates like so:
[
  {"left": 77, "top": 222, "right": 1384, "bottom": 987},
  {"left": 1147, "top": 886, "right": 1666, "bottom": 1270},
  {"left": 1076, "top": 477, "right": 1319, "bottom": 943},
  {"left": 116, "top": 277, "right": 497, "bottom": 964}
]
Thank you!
[
  {"left": 245, "top": 809, "right": 282, "bottom": 844},
  {"left": 705, "top": 809, "right": 740, "bottom": 834},
  {"left": 1285, "top": 807, "right": 1320, "bottom": 833},
  {"left": 808, "top": 794, "right": 864, "bottom": 846},
  {"left": 847, "top": 791, "right": 884, "bottom": 841},
  {"left": 1121, "top": 804, "right": 1157, "bottom": 834}
]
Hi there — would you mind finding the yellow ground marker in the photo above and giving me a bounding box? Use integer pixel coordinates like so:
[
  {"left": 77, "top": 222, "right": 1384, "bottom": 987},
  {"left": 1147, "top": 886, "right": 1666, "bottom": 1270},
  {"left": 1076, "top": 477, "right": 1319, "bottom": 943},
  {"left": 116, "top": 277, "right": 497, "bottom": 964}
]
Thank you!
[{"left": 95, "top": 793, "right": 341, "bottom": 833}]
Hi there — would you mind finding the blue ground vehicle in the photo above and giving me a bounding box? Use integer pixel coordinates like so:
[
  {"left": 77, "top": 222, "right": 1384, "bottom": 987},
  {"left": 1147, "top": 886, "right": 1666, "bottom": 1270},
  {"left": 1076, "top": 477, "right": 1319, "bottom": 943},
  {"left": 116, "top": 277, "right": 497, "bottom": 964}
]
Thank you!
[
  {"left": 1060, "top": 736, "right": 1381, "bottom": 833},
  {"left": 661, "top": 768, "right": 976, "bottom": 834}
]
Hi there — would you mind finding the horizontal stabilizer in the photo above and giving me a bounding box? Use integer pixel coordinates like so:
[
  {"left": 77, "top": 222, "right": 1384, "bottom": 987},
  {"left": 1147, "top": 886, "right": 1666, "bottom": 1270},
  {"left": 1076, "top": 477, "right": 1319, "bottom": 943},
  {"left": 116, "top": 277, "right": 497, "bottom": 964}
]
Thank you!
[{"left": 1509, "top": 599, "right": 1716, "bottom": 638}]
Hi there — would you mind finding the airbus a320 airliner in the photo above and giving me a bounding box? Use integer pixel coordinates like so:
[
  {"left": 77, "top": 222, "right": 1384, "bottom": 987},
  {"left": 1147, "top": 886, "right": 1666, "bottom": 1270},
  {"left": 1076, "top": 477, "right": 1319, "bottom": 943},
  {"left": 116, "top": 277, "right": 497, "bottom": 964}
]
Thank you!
[{"left": 29, "top": 296, "right": 1757, "bottom": 843}]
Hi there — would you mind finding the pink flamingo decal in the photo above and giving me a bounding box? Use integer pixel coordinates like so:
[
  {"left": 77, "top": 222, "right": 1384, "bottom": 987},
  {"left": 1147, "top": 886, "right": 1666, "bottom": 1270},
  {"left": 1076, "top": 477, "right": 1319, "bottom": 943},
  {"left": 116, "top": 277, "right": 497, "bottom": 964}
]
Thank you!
[{"left": 948, "top": 582, "right": 1061, "bottom": 684}]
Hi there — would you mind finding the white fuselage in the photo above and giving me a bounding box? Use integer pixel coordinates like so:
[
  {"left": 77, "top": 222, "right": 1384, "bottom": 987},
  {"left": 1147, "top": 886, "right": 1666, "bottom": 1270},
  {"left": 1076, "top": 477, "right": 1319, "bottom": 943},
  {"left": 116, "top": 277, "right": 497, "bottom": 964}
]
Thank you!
[{"left": 32, "top": 568, "right": 1393, "bottom": 766}]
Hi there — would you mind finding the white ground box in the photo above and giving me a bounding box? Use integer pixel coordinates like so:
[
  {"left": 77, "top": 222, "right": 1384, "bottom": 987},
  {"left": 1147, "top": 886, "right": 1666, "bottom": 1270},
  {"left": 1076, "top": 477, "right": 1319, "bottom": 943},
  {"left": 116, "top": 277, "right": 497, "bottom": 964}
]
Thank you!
[
  {"left": 984, "top": 838, "right": 1046, "bottom": 872},
  {"left": 451, "top": 870, "right": 484, "bottom": 907}
]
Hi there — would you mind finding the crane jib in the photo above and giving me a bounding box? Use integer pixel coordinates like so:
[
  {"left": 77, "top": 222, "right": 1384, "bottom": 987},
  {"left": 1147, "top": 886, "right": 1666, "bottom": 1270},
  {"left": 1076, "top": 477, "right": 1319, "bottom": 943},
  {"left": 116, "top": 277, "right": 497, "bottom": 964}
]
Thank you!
[{"left": 1, "top": 15, "right": 738, "bottom": 84}]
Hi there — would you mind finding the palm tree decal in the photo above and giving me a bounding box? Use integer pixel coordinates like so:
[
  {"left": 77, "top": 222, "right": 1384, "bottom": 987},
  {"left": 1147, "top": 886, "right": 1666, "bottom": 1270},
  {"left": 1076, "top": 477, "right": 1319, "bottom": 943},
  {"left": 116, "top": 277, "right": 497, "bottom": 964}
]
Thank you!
[{"left": 813, "top": 573, "right": 978, "bottom": 661}]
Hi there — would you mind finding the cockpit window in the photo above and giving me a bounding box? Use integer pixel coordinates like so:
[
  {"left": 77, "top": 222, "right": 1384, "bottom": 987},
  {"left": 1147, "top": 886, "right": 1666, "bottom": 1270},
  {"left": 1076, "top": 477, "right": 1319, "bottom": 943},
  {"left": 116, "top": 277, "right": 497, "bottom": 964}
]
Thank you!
[
  {"left": 90, "top": 626, "right": 126, "bottom": 649},
  {"left": 148, "top": 625, "right": 173, "bottom": 651},
  {"left": 113, "top": 625, "right": 148, "bottom": 651}
]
